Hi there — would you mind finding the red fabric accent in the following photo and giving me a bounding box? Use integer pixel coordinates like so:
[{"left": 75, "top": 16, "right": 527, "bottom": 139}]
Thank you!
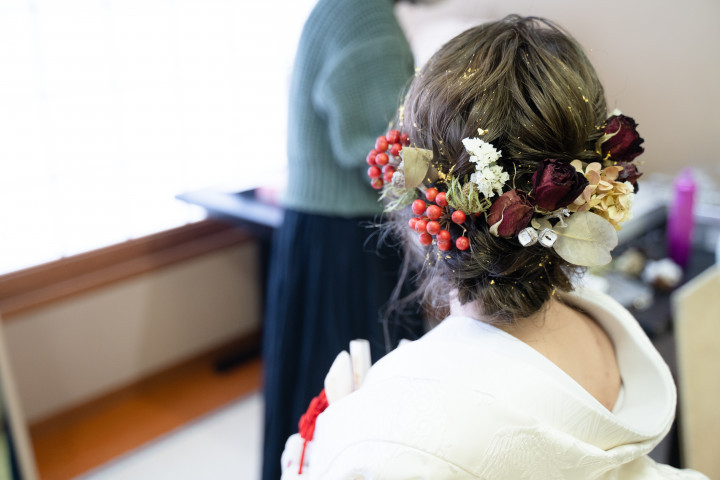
[
  {"left": 298, "top": 389, "right": 329, "bottom": 442},
  {"left": 297, "top": 389, "right": 329, "bottom": 474}
]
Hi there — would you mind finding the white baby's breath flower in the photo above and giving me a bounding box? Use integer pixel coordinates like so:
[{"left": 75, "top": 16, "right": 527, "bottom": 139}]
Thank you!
[
  {"left": 470, "top": 166, "right": 508, "bottom": 198},
  {"left": 462, "top": 137, "right": 485, "bottom": 157},
  {"left": 463, "top": 136, "right": 508, "bottom": 199},
  {"left": 462, "top": 138, "right": 501, "bottom": 164}
]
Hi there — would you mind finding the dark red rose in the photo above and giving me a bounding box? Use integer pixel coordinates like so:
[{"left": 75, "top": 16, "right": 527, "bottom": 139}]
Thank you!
[
  {"left": 487, "top": 189, "right": 535, "bottom": 238},
  {"left": 618, "top": 162, "right": 643, "bottom": 192},
  {"left": 599, "top": 114, "right": 645, "bottom": 162},
  {"left": 531, "top": 159, "right": 589, "bottom": 211}
]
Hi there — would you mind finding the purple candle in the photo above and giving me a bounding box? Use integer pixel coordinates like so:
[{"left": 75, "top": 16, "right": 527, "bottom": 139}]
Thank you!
[{"left": 666, "top": 168, "right": 696, "bottom": 269}]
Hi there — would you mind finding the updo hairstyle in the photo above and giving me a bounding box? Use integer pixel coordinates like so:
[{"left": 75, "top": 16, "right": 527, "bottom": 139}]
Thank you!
[{"left": 390, "top": 15, "right": 608, "bottom": 324}]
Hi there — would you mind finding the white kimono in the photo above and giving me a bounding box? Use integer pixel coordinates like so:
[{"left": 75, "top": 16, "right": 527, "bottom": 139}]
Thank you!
[{"left": 282, "top": 288, "right": 709, "bottom": 479}]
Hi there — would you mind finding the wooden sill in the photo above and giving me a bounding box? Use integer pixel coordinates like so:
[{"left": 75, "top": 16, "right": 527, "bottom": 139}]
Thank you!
[{"left": 0, "top": 220, "right": 252, "bottom": 320}]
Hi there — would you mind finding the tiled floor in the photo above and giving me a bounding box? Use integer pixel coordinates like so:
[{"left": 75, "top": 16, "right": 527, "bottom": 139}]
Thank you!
[{"left": 77, "top": 393, "right": 263, "bottom": 480}]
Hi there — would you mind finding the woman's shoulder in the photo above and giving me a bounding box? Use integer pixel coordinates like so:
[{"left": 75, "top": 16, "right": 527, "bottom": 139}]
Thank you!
[
  {"left": 293, "top": 305, "right": 695, "bottom": 479},
  {"left": 312, "top": 317, "right": 551, "bottom": 450},
  {"left": 309, "top": 355, "right": 531, "bottom": 479},
  {"left": 365, "top": 314, "right": 566, "bottom": 389},
  {"left": 371, "top": 315, "right": 509, "bottom": 368}
]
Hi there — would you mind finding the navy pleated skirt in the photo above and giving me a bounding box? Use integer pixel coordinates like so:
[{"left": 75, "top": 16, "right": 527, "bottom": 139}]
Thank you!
[{"left": 261, "top": 209, "right": 423, "bottom": 480}]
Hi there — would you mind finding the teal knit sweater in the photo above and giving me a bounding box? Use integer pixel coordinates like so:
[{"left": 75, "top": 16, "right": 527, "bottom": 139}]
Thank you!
[{"left": 283, "top": 0, "right": 416, "bottom": 217}]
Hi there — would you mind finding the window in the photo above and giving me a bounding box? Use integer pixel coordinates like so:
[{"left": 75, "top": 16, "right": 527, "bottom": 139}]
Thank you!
[{"left": 0, "top": 0, "right": 316, "bottom": 274}]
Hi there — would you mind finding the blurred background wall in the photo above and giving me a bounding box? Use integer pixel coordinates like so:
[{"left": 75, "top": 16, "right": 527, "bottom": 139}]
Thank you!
[{"left": 396, "top": 0, "right": 720, "bottom": 178}]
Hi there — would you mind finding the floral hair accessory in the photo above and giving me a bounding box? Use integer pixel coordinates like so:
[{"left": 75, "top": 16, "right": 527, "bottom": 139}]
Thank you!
[
  {"left": 596, "top": 110, "right": 645, "bottom": 162},
  {"left": 531, "top": 159, "right": 589, "bottom": 211},
  {"left": 462, "top": 134, "right": 509, "bottom": 199},
  {"left": 366, "top": 112, "right": 645, "bottom": 267},
  {"left": 366, "top": 129, "right": 410, "bottom": 190},
  {"left": 568, "top": 161, "right": 635, "bottom": 228},
  {"left": 487, "top": 189, "right": 535, "bottom": 238}
]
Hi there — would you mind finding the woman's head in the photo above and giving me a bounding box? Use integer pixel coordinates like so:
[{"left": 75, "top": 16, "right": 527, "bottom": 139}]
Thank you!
[
  {"left": 403, "top": 15, "right": 606, "bottom": 168},
  {"left": 378, "top": 16, "right": 643, "bottom": 323}
]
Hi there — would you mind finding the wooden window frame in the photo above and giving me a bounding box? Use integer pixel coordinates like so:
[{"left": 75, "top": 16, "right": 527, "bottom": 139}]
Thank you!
[{"left": 0, "top": 220, "right": 251, "bottom": 321}]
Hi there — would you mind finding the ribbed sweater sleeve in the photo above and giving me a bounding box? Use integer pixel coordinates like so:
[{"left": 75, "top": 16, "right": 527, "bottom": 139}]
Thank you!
[
  {"left": 312, "top": 37, "right": 413, "bottom": 169},
  {"left": 283, "top": 0, "right": 415, "bottom": 217}
]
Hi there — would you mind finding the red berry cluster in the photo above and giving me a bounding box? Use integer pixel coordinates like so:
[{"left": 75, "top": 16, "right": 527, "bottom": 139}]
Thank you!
[
  {"left": 408, "top": 187, "right": 470, "bottom": 251},
  {"left": 366, "top": 129, "right": 410, "bottom": 190}
]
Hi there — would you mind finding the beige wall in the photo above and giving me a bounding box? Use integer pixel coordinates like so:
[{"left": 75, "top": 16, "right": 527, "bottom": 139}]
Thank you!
[
  {"left": 4, "top": 242, "right": 261, "bottom": 422},
  {"left": 396, "top": 0, "right": 720, "bottom": 178}
]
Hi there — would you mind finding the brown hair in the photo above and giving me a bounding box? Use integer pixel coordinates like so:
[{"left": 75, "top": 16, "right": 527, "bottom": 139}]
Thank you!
[{"left": 388, "top": 15, "right": 608, "bottom": 324}]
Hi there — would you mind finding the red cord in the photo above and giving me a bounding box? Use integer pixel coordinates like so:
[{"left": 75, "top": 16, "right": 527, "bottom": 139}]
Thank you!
[
  {"left": 297, "top": 389, "right": 329, "bottom": 474},
  {"left": 298, "top": 439, "right": 309, "bottom": 475}
]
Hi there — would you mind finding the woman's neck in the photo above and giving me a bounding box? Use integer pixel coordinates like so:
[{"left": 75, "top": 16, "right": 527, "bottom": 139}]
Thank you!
[
  {"left": 450, "top": 293, "right": 622, "bottom": 411},
  {"left": 449, "top": 294, "right": 557, "bottom": 329}
]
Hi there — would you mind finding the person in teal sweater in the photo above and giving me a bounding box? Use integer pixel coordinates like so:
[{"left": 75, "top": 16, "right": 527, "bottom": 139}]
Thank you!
[{"left": 261, "top": 0, "right": 425, "bottom": 478}]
